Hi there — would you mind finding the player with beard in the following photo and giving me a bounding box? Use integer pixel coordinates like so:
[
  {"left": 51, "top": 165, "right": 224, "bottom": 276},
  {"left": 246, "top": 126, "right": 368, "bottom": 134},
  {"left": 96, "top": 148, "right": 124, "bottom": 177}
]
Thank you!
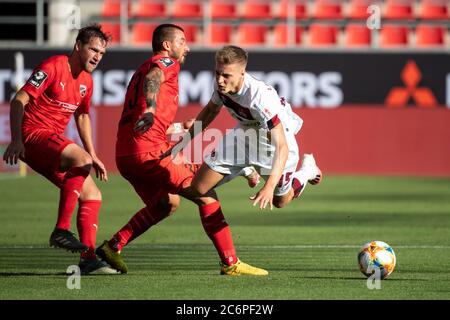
[{"left": 96, "top": 24, "right": 267, "bottom": 276}]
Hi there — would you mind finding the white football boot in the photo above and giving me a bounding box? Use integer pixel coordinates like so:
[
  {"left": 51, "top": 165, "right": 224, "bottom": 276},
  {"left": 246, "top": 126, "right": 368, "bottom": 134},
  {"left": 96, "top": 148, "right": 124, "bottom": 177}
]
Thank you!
[{"left": 292, "top": 154, "right": 322, "bottom": 198}]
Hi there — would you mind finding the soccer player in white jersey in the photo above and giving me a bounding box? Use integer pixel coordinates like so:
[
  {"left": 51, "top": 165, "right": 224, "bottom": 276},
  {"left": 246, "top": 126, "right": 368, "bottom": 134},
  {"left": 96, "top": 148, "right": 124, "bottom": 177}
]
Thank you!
[{"left": 165, "top": 45, "right": 322, "bottom": 210}]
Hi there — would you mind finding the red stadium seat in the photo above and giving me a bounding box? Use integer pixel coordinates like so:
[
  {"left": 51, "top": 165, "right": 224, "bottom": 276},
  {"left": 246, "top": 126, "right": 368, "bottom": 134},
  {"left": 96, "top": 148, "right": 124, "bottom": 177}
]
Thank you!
[
  {"left": 132, "top": 22, "right": 197, "bottom": 45},
  {"left": 348, "top": 0, "right": 372, "bottom": 19},
  {"left": 242, "top": 0, "right": 272, "bottom": 19},
  {"left": 309, "top": 24, "right": 339, "bottom": 46},
  {"left": 177, "top": 23, "right": 199, "bottom": 43},
  {"left": 172, "top": 0, "right": 202, "bottom": 18},
  {"left": 345, "top": 23, "right": 371, "bottom": 47},
  {"left": 273, "top": 24, "right": 303, "bottom": 46},
  {"left": 134, "top": 0, "right": 166, "bottom": 17},
  {"left": 384, "top": 0, "right": 414, "bottom": 19},
  {"left": 313, "top": 0, "right": 343, "bottom": 19},
  {"left": 419, "top": 0, "right": 449, "bottom": 19},
  {"left": 379, "top": 24, "right": 410, "bottom": 47},
  {"left": 211, "top": 0, "right": 237, "bottom": 19},
  {"left": 208, "top": 23, "right": 233, "bottom": 45},
  {"left": 415, "top": 24, "right": 445, "bottom": 47},
  {"left": 237, "top": 23, "right": 268, "bottom": 45},
  {"left": 102, "top": 0, "right": 132, "bottom": 17},
  {"left": 131, "top": 23, "right": 158, "bottom": 45},
  {"left": 278, "top": 0, "right": 307, "bottom": 19},
  {"left": 101, "top": 23, "right": 122, "bottom": 44}
]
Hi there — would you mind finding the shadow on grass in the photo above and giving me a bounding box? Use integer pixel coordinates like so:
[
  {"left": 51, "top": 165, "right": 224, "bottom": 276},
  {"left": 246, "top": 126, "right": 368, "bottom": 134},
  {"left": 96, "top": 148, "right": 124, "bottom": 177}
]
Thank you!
[
  {"left": 0, "top": 272, "right": 120, "bottom": 277},
  {"left": 0, "top": 272, "right": 68, "bottom": 277},
  {"left": 295, "top": 275, "right": 429, "bottom": 281}
]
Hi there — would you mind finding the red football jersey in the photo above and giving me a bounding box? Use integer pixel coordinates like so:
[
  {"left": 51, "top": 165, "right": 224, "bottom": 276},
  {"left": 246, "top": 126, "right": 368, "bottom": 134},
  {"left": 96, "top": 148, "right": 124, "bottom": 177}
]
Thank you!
[
  {"left": 21, "top": 55, "right": 93, "bottom": 136},
  {"left": 116, "top": 54, "right": 180, "bottom": 157}
]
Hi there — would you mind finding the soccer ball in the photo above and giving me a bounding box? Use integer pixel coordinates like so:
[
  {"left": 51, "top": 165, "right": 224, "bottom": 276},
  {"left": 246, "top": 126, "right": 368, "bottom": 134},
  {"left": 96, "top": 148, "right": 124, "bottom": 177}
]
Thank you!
[{"left": 357, "top": 241, "right": 396, "bottom": 280}]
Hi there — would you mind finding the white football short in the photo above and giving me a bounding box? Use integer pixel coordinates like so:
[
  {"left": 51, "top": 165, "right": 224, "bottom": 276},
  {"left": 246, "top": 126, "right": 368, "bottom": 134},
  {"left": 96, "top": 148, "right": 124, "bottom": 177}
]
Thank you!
[{"left": 204, "top": 124, "right": 300, "bottom": 196}]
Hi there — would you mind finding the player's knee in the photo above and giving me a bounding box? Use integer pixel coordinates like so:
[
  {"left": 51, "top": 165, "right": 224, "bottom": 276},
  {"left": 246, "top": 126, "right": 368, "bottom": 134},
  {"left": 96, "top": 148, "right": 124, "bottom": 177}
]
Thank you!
[
  {"left": 78, "top": 153, "right": 93, "bottom": 169},
  {"left": 273, "top": 198, "right": 289, "bottom": 209},
  {"left": 61, "top": 150, "right": 93, "bottom": 172},
  {"left": 80, "top": 183, "right": 102, "bottom": 201},
  {"left": 66, "top": 147, "right": 93, "bottom": 170},
  {"left": 156, "top": 195, "right": 180, "bottom": 217},
  {"left": 166, "top": 196, "right": 180, "bottom": 216},
  {"left": 192, "top": 184, "right": 209, "bottom": 198}
]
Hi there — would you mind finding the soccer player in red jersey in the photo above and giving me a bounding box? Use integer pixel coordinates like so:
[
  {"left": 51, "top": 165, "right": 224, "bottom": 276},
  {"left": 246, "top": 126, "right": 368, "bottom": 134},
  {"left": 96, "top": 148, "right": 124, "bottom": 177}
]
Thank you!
[
  {"left": 96, "top": 24, "right": 267, "bottom": 276},
  {"left": 3, "top": 24, "right": 117, "bottom": 274}
]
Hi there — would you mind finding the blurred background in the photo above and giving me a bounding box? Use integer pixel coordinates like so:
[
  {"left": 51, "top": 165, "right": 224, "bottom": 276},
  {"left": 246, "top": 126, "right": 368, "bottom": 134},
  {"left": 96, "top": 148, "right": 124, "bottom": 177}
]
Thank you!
[{"left": 0, "top": 0, "right": 449, "bottom": 177}]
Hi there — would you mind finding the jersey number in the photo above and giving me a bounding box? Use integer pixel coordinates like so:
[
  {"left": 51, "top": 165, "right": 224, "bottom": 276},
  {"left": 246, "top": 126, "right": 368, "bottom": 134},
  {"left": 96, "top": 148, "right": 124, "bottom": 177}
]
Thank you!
[{"left": 277, "top": 172, "right": 293, "bottom": 188}]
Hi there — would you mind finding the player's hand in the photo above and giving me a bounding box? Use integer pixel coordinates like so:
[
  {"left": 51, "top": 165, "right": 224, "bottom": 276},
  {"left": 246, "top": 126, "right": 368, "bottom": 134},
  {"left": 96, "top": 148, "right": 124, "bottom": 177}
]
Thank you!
[
  {"left": 3, "top": 140, "right": 25, "bottom": 165},
  {"left": 92, "top": 156, "right": 108, "bottom": 182},
  {"left": 250, "top": 186, "right": 274, "bottom": 210},
  {"left": 182, "top": 118, "right": 195, "bottom": 131},
  {"left": 134, "top": 112, "right": 154, "bottom": 134}
]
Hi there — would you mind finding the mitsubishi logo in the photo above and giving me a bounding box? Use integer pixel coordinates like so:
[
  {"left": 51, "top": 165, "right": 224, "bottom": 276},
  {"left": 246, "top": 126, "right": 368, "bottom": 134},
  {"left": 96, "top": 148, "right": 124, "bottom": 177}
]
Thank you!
[{"left": 385, "top": 60, "right": 437, "bottom": 108}]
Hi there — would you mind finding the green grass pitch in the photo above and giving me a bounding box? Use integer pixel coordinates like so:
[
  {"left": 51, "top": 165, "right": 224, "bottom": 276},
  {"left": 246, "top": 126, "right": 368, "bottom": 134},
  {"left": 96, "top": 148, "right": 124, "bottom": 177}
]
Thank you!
[{"left": 0, "top": 173, "right": 449, "bottom": 299}]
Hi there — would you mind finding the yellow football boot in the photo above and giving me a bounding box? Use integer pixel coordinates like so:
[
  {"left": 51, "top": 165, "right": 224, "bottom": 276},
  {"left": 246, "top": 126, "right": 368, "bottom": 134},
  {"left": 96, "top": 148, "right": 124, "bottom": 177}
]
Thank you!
[{"left": 220, "top": 259, "right": 268, "bottom": 276}]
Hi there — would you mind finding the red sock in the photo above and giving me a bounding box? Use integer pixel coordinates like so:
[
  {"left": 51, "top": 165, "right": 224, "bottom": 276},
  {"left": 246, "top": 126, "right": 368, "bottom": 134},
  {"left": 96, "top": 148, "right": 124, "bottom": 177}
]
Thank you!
[
  {"left": 77, "top": 200, "right": 101, "bottom": 260},
  {"left": 56, "top": 166, "right": 90, "bottom": 230},
  {"left": 110, "top": 206, "right": 168, "bottom": 251},
  {"left": 199, "top": 201, "right": 237, "bottom": 266}
]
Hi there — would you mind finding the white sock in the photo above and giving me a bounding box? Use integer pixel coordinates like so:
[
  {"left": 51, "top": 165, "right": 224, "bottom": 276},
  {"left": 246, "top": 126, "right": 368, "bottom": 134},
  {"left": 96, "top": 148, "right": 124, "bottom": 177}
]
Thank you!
[
  {"left": 293, "top": 169, "right": 309, "bottom": 186},
  {"left": 240, "top": 166, "right": 255, "bottom": 177}
]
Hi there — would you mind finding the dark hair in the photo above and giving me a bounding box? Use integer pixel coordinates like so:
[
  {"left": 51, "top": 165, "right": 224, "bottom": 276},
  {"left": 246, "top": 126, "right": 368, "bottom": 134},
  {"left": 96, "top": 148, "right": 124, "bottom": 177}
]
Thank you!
[
  {"left": 152, "top": 24, "right": 184, "bottom": 53},
  {"left": 215, "top": 45, "right": 248, "bottom": 66},
  {"left": 76, "top": 23, "right": 111, "bottom": 45}
]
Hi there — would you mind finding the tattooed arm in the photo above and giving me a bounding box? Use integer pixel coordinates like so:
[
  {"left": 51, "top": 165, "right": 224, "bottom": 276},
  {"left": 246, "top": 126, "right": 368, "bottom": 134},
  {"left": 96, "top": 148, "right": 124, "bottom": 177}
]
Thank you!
[{"left": 134, "top": 66, "right": 165, "bottom": 134}]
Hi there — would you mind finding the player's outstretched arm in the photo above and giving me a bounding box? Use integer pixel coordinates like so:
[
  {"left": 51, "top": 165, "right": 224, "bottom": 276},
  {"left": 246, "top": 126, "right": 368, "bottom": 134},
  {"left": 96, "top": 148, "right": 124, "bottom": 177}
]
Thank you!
[
  {"left": 3, "top": 90, "right": 29, "bottom": 165},
  {"left": 250, "top": 123, "right": 289, "bottom": 210},
  {"left": 75, "top": 111, "right": 108, "bottom": 181},
  {"left": 160, "top": 100, "right": 222, "bottom": 159},
  {"left": 134, "top": 66, "right": 165, "bottom": 134}
]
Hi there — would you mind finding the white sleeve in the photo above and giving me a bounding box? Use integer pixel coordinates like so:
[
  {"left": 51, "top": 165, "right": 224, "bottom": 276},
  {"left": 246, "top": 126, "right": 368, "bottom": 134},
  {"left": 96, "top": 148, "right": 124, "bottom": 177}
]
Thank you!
[{"left": 251, "top": 86, "right": 282, "bottom": 130}]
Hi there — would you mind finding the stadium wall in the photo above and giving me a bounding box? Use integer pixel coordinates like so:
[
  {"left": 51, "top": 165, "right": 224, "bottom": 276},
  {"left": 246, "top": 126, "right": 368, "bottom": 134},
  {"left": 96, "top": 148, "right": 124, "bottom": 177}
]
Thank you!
[
  {"left": 91, "top": 105, "right": 450, "bottom": 177},
  {"left": 0, "top": 49, "right": 449, "bottom": 176}
]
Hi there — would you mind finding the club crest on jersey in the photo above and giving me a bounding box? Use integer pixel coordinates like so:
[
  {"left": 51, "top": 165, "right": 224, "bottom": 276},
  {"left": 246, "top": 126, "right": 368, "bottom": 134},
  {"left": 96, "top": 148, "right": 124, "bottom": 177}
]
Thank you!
[
  {"left": 159, "top": 58, "right": 174, "bottom": 68},
  {"left": 79, "top": 85, "right": 87, "bottom": 97},
  {"left": 28, "top": 70, "right": 48, "bottom": 88}
]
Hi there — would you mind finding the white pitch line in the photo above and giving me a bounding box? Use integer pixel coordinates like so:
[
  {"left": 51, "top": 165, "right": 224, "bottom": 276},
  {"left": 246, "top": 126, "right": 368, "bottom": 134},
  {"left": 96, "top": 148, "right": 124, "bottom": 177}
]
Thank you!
[{"left": 0, "top": 244, "right": 448, "bottom": 249}]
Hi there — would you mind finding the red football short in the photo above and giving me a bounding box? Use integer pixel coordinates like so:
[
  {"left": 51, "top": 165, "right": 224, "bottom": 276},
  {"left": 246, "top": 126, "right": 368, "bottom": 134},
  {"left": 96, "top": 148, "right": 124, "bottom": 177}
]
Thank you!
[
  {"left": 22, "top": 129, "right": 74, "bottom": 187},
  {"left": 116, "top": 150, "right": 199, "bottom": 207}
]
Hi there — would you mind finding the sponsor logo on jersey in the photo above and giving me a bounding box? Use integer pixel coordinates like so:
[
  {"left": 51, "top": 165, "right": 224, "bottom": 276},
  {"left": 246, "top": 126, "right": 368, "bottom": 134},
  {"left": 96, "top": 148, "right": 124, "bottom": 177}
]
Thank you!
[
  {"left": 28, "top": 70, "right": 48, "bottom": 88},
  {"left": 159, "top": 58, "right": 175, "bottom": 68},
  {"left": 54, "top": 99, "right": 78, "bottom": 112},
  {"left": 79, "top": 85, "right": 87, "bottom": 97}
]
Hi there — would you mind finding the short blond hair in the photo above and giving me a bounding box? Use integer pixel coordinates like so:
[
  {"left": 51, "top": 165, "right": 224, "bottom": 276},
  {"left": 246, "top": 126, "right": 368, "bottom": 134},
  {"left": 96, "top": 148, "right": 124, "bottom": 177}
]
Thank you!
[{"left": 215, "top": 45, "right": 248, "bottom": 67}]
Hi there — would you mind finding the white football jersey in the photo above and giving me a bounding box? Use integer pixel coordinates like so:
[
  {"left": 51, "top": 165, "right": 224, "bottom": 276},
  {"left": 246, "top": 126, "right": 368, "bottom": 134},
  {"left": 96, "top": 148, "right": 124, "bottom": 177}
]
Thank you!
[{"left": 211, "top": 73, "right": 302, "bottom": 134}]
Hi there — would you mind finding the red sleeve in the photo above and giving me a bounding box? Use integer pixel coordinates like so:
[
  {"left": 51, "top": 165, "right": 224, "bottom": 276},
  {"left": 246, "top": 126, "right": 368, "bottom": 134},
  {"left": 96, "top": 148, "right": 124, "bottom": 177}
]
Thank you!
[
  {"left": 21, "top": 59, "right": 55, "bottom": 99},
  {"left": 77, "top": 77, "right": 93, "bottom": 114},
  {"left": 154, "top": 57, "right": 176, "bottom": 70},
  {"left": 153, "top": 57, "right": 177, "bottom": 80}
]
